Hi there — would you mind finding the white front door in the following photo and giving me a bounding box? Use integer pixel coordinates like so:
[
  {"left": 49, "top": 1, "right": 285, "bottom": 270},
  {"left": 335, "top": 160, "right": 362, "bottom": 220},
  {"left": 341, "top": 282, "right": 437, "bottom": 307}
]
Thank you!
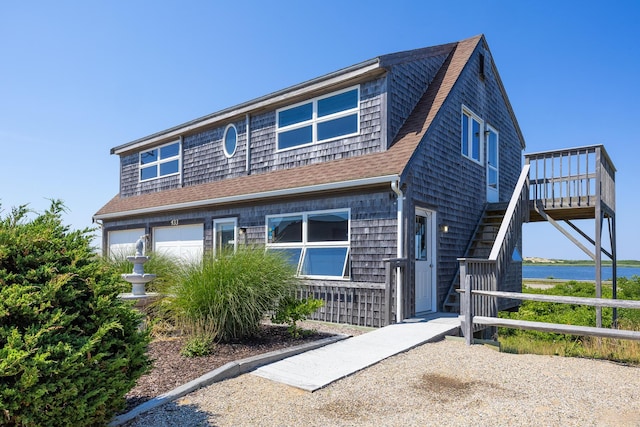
[
  {"left": 415, "top": 208, "right": 436, "bottom": 313},
  {"left": 486, "top": 125, "right": 499, "bottom": 202}
]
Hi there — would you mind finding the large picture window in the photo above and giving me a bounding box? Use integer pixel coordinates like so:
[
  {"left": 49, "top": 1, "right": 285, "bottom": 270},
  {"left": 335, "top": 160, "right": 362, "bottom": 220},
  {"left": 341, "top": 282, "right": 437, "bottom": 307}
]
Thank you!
[
  {"left": 140, "top": 140, "right": 181, "bottom": 181},
  {"left": 461, "top": 107, "right": 483, "bottom": 164},
  {"left": 276, "top": 86, "right": 359, "bottom": 151},
  {"left": 266, "top": 209, "right": 350, "bottom": 279}
]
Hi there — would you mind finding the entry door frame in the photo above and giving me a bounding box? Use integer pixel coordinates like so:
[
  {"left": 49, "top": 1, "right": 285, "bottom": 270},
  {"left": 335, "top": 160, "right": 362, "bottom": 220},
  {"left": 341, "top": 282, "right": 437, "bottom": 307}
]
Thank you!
[
  {"left": 486, "top": 124, "right": 499, "bottom": 202},
  {"left": 414, "top": 207, "right": 437, "bottom": 314}
]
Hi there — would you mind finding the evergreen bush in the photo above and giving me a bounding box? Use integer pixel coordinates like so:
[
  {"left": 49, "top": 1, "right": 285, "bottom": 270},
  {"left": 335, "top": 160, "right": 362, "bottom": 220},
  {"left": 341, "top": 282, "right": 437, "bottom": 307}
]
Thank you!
[{"left": 0, "top": 202, "right": 150, "bottom": 426}]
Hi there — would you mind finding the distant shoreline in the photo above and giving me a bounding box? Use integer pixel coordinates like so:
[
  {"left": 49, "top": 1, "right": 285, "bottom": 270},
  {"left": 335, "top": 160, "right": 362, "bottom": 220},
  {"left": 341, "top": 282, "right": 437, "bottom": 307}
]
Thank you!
[{"left": 523, "top": 258, "right": 640, "bottom": 267}]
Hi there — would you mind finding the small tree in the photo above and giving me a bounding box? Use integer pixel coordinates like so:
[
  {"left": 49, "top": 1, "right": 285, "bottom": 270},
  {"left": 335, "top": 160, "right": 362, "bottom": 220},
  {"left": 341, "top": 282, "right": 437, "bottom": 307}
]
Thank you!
[{"left": 0, "top": 202, "right": 150, "bottom": 426}]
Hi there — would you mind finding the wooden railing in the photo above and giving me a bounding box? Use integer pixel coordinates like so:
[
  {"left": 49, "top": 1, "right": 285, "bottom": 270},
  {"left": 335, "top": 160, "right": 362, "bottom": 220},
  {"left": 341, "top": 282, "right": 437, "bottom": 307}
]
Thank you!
[
  {"left": 296, "top": 258, "right": 403, "bottom": 328},
  {"left": 525, "top": 145, "right": 615, "bottom": 211},
  {"left": 459, "top": 286, "right": 640, "bottom": 345},
  {"left": 457, "top": 165, "right": 530, "bottom": 326}
]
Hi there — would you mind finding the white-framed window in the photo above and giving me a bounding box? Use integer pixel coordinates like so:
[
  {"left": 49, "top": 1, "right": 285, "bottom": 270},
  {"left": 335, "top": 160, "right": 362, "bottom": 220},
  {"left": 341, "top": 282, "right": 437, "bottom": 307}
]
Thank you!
[
  {"left": 223, "top": 124, "right": 237, "bottom": 158},
  {"left": 461, "top": 107, "right": 483, "bottom": 164},
  {"left": 140, "top": 140, "right": 181, "bottom": 181},
  {"left": 213, "top": 217, "right": 237, "bottom": 255},
  {"left": 276, "top": 86, "right": 360, "bottom": 151},
  {"left": 265, "top": 209, "right": 350, "bottom": 279}
]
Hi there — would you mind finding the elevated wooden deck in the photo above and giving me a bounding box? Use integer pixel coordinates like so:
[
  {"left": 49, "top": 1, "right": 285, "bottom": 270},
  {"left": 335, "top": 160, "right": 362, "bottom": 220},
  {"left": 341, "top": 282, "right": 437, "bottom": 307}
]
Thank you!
[
  {"left": 453, "top": 145, "right": 617, "bottom": 329},
  {"left": 525, "top": 145, "right": 615, "bottom": 222}
]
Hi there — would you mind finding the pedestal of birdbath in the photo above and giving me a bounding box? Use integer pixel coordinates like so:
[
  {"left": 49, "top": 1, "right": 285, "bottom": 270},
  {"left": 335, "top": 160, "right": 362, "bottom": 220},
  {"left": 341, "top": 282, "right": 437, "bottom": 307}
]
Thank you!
[{"left": 119, "top": 237, "right": 159, "bottom": 306}]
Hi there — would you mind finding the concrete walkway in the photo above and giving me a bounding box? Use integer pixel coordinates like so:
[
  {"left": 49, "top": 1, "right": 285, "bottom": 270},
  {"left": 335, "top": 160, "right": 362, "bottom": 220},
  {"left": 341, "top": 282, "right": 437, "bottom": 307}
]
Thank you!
[{"left": 252, "top": 314, "right": 461, "bottom": 391}]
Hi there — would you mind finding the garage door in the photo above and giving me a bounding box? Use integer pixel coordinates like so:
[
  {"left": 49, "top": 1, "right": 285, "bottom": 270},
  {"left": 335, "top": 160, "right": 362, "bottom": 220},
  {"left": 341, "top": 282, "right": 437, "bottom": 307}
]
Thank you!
[
  {"left": 108, "top": 228, "right": 145, "bottom": 258},
  {"left": 153, "top": 224, "right": 204, "bottom": 263}
]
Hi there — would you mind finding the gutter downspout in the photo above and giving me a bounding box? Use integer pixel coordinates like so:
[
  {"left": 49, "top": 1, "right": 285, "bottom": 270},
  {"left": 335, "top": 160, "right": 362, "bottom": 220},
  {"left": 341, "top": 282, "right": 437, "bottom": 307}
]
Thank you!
[
  {"left": 245, "top": 113, "right": 251, "bottom": 175},
  {"left": 391, "top": 180, "right": 404, "bottom": 322}
]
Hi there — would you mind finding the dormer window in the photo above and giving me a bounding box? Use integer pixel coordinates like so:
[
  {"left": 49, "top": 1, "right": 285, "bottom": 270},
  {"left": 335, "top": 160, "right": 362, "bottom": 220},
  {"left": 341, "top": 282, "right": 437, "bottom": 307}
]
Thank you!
[
  {"left": 140, "top": 140, "right": 181, "bottom": 181},
  {"left": 276, "top": 86, "right": 360, "bottom": 151}
]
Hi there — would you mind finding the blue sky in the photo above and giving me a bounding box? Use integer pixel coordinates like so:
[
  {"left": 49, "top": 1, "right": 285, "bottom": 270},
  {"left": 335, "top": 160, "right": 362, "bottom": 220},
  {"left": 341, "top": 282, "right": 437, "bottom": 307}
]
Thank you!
[{"left": 1, "top": 1, "right": 638, "bottom": 260}]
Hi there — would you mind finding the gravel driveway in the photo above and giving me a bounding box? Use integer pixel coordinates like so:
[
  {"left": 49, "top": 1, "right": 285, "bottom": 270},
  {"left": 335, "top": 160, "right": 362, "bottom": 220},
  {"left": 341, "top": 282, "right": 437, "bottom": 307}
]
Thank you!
[{"left": 126, "top": 338, "right": 640, "bottom": 426}]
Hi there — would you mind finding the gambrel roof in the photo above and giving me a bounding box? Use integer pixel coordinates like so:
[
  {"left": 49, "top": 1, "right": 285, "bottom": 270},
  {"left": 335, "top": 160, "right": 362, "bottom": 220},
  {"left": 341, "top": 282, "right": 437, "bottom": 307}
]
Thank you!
[{"left": 95, "top": 35, "right": 523, "bottom": 220}]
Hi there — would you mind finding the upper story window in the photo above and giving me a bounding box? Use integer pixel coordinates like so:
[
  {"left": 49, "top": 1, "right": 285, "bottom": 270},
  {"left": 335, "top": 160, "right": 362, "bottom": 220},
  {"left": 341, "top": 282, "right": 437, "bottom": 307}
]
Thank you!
[
  {"left": 276, "top": 86, "right": 360, "bottom": 151},
  {"left": 461, "top": 107, "right": 483, "bottom": 164},
  {"left": 265, "top": 209, "right": 350, "bottom": 279},
  {"left": 140, "top": 140, "right": 181, "bottom": 181},
  {"left": 223, "top": 124, "right": 237, "bottom": 158}
]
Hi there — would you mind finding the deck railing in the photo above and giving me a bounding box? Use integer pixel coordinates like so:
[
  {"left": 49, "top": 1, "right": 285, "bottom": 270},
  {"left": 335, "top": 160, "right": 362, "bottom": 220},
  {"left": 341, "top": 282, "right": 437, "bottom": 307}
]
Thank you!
[
  {"left": 458, "top": 165, "right": 530, "bottom": 330},
  {"left": 525, "top": 144, "right": 615, "bottom": 211},
  {"left": 296, "top": 258, "right": 403, "bottom": 328}
]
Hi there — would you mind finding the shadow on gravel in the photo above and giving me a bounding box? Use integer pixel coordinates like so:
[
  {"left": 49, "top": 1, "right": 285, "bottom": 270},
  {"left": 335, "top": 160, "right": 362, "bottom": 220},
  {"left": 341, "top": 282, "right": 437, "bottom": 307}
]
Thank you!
[{"left": 124, "top": 402, "right": 218, "bottom": 427}]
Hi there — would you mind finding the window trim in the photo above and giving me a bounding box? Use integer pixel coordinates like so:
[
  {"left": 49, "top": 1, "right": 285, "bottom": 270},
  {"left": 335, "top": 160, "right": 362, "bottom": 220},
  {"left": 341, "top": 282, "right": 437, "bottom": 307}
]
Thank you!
[
  {"left": 265, "top": 208, "right": 351, "bottom": 280},
  {"left": 275, "top": 85, "right": 360, "bottom": 152},
  {"left": 139, "top": 140, "right": 182, "bottom": 182},
  {"left": 222, "top": 124, "right": 238, "bottom": 158},
  {"left": 461, "top": 106, "right": 484, "bottom": 165}
]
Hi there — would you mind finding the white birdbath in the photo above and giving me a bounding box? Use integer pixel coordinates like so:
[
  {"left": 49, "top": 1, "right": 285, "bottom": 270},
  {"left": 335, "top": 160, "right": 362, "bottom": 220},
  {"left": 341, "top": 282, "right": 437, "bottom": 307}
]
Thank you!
[{"left": 119, "top": 236, "right": 158, "bottom": 305}]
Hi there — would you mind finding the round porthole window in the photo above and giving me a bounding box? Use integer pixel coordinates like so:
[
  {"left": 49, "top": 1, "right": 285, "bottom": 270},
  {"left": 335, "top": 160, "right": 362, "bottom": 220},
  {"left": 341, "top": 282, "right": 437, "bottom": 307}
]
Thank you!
[{"left": 223, "top": 124, "right": 237, "bottom": 158}]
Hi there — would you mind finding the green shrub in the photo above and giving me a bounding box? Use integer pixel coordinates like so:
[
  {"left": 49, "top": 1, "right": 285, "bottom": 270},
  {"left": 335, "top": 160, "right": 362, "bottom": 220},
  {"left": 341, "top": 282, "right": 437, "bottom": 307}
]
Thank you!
[
  {"left": 272, "top": 295, "right": 324, "bottom": 338},
  {"left": 180, "top": 334, "right": 214, "bottom": 357},
  {"left": 0, "top": 202, "right": 151, "bottom": 426},
  {"left": 169, "top": 247, "right": 298, "bottom": 342}
]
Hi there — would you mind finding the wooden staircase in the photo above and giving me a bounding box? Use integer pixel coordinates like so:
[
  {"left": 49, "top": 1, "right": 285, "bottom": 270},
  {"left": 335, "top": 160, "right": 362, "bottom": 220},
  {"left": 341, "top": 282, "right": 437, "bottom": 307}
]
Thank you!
[{"left": 442, "top": 203, "right": 507, "bottom": 312}]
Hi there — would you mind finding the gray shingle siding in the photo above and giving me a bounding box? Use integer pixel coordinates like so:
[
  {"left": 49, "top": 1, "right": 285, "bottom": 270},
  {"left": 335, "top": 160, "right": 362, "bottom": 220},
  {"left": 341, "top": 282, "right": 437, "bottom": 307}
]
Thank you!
[
  {"left": 386, "top": 54, "right": 449, "bottom": 145},
  {"left": 103, "top": 190, "right": 398, "bottom": 285},
  {"left": 119, "top": 80, "right": 386, "bottom": 197},
  {"left": 403, "top": 43, "right": 523, "bottom": 311}
]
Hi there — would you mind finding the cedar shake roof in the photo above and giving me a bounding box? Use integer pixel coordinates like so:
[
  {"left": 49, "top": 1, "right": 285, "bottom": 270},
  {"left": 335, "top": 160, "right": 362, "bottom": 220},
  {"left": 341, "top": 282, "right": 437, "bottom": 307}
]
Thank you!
[{"left": 95, "top": 35, "right": 508, "bottom": 220}]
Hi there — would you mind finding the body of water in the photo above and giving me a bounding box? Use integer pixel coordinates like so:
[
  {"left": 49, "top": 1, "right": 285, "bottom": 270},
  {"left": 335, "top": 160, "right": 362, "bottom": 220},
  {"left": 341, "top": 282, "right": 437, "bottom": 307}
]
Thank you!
[{"left": 523, "top": 265, "right": 640, "bottom": 281}]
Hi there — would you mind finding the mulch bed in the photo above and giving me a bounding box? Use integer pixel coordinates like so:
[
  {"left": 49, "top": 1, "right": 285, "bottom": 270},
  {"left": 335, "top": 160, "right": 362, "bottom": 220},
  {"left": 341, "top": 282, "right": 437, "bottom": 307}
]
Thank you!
[{"left": 124, "top": 324, "right": 333, "bottom": 412}]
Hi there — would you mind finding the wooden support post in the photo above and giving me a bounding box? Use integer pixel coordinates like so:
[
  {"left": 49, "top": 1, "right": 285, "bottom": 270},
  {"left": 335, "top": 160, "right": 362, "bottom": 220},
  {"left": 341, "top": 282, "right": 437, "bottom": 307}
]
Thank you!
[{"left": 460, "top": 262, "right": 473, "bottom": 346}]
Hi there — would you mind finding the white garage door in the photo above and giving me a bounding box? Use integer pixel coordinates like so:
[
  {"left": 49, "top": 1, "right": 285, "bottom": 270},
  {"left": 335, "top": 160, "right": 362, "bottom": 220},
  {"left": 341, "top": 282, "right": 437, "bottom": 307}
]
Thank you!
[
  {"left": 153, "top": 224, "right": 204, "bottom": 263},
  {"left": 108, "top": 228, "right": 145, "bottom": 259}
]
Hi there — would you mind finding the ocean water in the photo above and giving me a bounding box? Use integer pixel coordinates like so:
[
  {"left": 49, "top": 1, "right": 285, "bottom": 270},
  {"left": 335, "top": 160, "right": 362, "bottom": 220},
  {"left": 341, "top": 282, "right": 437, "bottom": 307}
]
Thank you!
[{"left": 523, "top": 265, "right": 640, "bottom": 281}]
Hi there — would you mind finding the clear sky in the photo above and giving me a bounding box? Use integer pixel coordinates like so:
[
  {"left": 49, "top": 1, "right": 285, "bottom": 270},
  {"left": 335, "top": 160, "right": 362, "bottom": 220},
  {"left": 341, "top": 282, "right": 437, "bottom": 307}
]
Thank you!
[{"left": 1, "top": 1, "right": 638, "bottom": 260}]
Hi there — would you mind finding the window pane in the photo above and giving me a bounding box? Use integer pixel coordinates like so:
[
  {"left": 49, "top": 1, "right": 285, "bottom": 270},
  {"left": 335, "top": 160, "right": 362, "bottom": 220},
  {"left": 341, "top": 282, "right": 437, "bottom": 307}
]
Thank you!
[
  {"left": 140, "top": 149, "right": 157, "bottom": 165},
  {"left": 317, "top": 114, "right": 357, "bottom": 141},
  {"left": 215, "top": 222, "right": 236, "bottom": 253},
  {"left": 301, "top": 247, "right": 348, "bottom": 277},
  {"left": 268, "top": 247, "right": 302, "bottom": 269},
  {"left": 317, "top": 89, "right": 358, "bottom": 117},
  {"left": 268, "top": 216, "right": 303, "bottom": 243},
  {"left": 141, "top": 165, "right": 157, "bottom": 180},
  {"left": 488, "top": 169, "right": 498, "bottom": 188},
  {"left": 488, "top": 131, "right": 497, "bottom": 165},
  {"left": 278, "top": 126, "right": 312, "bottom": 150},
  {"left": 278, "top": 103, "right": 312, "bottom": 127},
  {"left": 224, "top": 126, "right": 237, "bottom": 156},
  {"left": 308, "top": 211, "right": 348, "bottom": 242},
  {"left": 461, "top": 114, "right": 469, "bottom": 156},
  {"left": 160, "top": 159, "right": 179, "bottom": 176},
  {"left": 160, "top": 143, "right": 179, "bottom": 159},
  {"left": 472, "top": 119, "right": 481, "bottom": 161}
]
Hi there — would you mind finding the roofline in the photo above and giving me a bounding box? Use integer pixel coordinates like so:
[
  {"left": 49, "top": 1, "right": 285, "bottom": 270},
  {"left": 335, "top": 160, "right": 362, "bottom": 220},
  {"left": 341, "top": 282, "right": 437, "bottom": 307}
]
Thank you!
[
  {"left": 111, "top": 59, "right": 383, "bottom": 155},
  {"left": 93, "top": 174, "right": 400, "bottom": 221}
]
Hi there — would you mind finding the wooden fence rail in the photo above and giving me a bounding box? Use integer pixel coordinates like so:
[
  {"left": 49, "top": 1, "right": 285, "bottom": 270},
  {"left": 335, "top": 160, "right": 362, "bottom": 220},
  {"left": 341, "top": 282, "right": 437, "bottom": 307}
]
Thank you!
[{"left": 459, "top": 284, "right": 640, "bottom": 345}]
